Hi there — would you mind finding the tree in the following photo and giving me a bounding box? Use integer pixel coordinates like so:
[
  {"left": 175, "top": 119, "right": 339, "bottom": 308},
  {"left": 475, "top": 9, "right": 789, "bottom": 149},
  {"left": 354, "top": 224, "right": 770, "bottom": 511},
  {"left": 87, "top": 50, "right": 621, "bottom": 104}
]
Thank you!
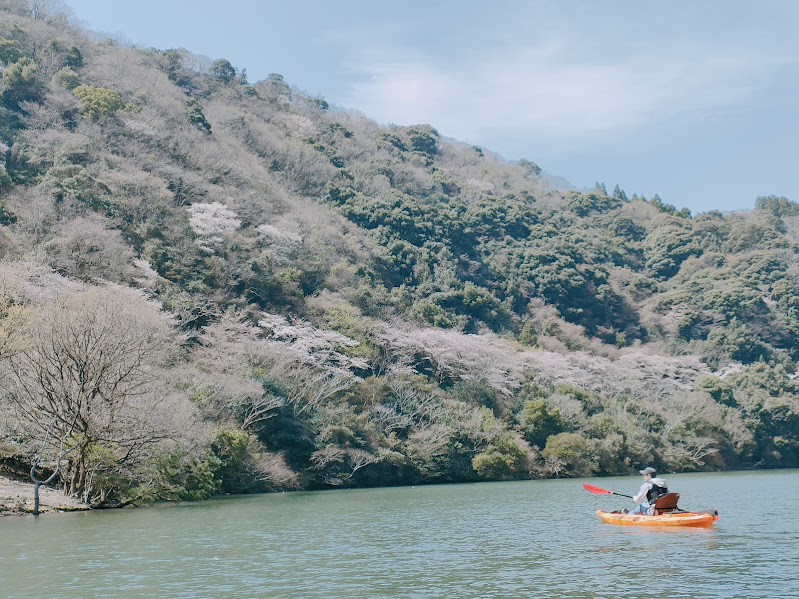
[
  {"left": 518, "top": 398, "right": 564, "bottom": 448},
  {"left": 186, "top": 98, "right": 211, "bottom": 133},
  {"left": 63, "top": 46, "right": 84, "bottom": 69},
  {"left": 210, "top": 59, "right": 236, "bottom": 83},
  {"left": 566, "top": 191, "right": 621, "bottom": 216},
  {"left": 404, "top": 124, "right": 439, "bottom": 156},
  {"left": 471, "top": 437, "right": 527, "bottom": 479},
  {"left": 29, "top": 0, "right": 74, "bottom": 23},
  {"left": 541, "top": 432, "right": 597, "bottom": 477},
  {"left": 72, "top": 85, "right": 123, "bottom": 120},
  {"left": 29, "top": 417, "right": 68, "bottom": 515},
  {"left": 52, "top": 66, "right": 79, "bottom": 90},
  {"left": 643, "top": 220, "right": 702, "bottom": 279},
  {"left": 755, "top": 195, "right": 799, "bottom": 218},
  {"left": 1, "top": 58, "right": 44, "bottom": 109},
  {"left": 4, "top": 286, "right": 193, "bottom": 505},
  {"left": 0, "top": 36, "right": 22, "bottom": 64}
]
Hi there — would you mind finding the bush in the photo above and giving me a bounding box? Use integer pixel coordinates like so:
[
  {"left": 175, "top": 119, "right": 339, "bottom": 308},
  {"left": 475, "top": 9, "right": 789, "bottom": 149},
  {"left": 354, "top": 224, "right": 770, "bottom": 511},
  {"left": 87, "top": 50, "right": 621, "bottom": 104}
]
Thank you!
[
  {"left": 211, "top": 59, "right": 236, "bottom": 83},
  {"left": 151, "top": 448, "right": 219, "bottom": 501},
  {"left": 52, "top": 67, "right": 79, "bottom": 90},
  {"left": 472, "top": 438, "right": 528, "bottom": 480},
  {"left": 518, "top": 398, "right": 564, "bottom": 448},
  {"left": 404, "top": 124, "right": 439, "bottom": 156},
  {"left": 541, "top": 432, "right": 597, "bottom": 476},
  {"left": 64, "top": 46, "right": 84, "bottom": 69},
  {"left": 566, "top": 191, "right": 622, "bottom": 216},
  {"left": 72, "top": 84, "right": 123, "bottom": 119},
  {"left": 186, "top": 98, "right": 211, "bottom": 132},
  {"left": 2, "top": 58, "right": 44, "bottom": 108},
  {"left": 40, "top": 164, "right": 112, "bottom": 210},
  {"left": 0, "top": 35, "right": 22, "bottom": 64}
]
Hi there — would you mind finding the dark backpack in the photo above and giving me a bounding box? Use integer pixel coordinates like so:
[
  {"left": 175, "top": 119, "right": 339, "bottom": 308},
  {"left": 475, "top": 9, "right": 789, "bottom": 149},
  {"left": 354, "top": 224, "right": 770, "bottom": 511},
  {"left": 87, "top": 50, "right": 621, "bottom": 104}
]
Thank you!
[{"left": 647, "top": 482, "right": 668, "bottom": 503}]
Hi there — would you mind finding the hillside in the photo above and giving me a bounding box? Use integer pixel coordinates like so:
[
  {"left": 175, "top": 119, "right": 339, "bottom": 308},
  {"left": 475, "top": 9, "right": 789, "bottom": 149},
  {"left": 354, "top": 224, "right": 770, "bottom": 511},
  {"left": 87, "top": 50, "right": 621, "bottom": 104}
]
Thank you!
[{"left": 1, "top": 4, "right": 798, "bottom": 508}]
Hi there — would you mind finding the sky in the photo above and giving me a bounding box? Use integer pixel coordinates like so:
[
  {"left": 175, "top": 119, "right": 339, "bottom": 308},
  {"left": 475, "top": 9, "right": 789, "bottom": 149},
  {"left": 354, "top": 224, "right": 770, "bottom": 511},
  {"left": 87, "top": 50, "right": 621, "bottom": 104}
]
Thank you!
[{"left": 63, "top": 0, "right": 799, "bottom": 214}]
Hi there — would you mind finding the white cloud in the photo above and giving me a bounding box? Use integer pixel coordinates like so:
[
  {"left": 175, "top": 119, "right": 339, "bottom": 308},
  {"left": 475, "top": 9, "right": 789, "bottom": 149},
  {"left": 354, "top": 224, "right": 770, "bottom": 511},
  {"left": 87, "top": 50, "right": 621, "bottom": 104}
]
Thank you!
[{"left": 343, "top": 39, "right": 772, "bottom": 145}]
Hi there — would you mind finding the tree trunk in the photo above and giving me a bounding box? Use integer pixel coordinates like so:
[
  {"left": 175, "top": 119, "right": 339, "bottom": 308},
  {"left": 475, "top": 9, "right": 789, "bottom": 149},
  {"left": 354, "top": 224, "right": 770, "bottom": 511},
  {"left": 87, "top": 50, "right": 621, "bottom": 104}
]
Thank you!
[
  {"left": 67, "top": 446, "right": 89, "bottom": 501},
  {"left": 30, "top": 418, "right": 65, "bottom": 516},
  {"left": 32, "top": 481, "right": 41, "bottom": 516}
]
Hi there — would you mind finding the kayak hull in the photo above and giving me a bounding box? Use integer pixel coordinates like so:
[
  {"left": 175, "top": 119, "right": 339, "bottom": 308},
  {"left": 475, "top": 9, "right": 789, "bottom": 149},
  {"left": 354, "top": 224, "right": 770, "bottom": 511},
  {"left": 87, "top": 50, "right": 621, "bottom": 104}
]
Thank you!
[{"left": 596, "top": 510, "right": 719, "bottom": 528}]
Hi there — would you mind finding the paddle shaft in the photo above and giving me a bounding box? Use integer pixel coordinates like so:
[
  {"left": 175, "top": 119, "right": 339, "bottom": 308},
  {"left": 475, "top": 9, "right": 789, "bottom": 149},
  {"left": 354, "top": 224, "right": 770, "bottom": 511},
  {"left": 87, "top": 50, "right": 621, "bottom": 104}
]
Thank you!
[{"left": 607, "top": 491, "right": 633, "bottom": 499}]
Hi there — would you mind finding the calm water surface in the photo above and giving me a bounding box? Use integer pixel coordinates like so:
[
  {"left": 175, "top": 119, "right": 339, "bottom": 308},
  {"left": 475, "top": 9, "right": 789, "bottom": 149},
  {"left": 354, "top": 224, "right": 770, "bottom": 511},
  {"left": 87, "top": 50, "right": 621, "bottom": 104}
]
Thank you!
[{"left": 1, "top": 470, "right": 797, "bottom": 598}]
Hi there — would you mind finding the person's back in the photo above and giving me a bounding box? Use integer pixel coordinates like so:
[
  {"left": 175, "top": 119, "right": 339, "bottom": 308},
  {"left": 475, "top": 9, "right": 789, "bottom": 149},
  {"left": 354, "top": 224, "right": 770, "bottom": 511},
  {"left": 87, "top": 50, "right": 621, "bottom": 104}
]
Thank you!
[
  {"left": 646, "top": 476, "right": 668, "bottom": 501},
  {"left": 631, "top": 467, "right": 668, "bottom": 514}
]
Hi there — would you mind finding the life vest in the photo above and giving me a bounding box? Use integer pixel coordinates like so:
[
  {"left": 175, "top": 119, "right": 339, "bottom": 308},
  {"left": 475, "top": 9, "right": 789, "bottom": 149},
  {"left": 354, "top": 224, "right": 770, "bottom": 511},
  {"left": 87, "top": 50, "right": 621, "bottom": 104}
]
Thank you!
[{"left": 646, "top": 482, "right": 668, "bottom": 503}]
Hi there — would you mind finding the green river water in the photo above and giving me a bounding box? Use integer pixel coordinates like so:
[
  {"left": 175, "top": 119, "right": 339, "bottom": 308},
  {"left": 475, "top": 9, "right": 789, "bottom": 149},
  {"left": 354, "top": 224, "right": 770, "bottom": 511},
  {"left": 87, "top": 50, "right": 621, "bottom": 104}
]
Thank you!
[{"left": 1, "top": 469, "right": 797, "bottom": 598}]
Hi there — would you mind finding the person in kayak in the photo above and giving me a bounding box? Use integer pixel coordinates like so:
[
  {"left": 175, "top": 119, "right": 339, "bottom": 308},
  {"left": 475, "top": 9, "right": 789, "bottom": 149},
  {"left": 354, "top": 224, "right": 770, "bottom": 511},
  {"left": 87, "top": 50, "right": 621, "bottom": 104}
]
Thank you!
[{"left": 630, "top": 467, "right": 668, "bottom": 514}]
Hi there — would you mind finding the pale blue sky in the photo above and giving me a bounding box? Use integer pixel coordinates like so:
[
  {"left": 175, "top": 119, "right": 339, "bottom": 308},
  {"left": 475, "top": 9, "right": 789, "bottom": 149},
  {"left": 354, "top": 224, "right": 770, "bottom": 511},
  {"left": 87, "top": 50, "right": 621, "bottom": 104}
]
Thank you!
[{"left": 65, "top": 0, "right": 798, "bottom": 214}]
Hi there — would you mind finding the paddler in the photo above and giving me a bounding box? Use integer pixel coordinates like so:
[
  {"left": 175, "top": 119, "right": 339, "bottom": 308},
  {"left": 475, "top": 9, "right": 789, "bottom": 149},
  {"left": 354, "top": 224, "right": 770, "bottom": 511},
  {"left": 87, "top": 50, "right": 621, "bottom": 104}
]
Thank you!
[{"left": 630, "top": 467, "right": 668, "bottom": 515}]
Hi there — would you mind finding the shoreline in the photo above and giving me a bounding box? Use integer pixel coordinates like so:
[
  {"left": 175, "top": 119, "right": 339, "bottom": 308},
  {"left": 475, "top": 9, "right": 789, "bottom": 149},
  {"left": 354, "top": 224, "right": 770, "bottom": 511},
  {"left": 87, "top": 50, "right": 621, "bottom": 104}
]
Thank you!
[{"left": 0, "top": 473, "right": 89, "bottom": 516}]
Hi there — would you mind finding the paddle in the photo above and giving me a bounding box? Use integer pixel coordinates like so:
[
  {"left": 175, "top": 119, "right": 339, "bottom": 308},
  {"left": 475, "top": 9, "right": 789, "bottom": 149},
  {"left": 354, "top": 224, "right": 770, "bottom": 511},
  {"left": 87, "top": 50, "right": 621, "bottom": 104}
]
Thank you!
[{"left": 582, "top": 483, "right": 633, "bottom": 499}]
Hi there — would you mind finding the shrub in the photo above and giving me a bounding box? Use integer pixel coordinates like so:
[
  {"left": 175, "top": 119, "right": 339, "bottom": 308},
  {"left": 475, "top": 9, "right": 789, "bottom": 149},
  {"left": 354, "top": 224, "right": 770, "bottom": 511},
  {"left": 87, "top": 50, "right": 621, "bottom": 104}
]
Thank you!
[
  {"left": 541, "top": 432, "right": 597, "bottom": 476},
  {"left": 518, "top": 398, "right": 564, "bottom": 448},
  {"left": 63, "top": 46, "right": 84, "bottom": 69},
  {"left": 40, "top": 165, "right": 112, "bottom": 210},
  {"left": 186, "top": 98, "right": 211, "bottom": 132},
  {"left": 472, "top": 438, "right": 528, "bottom": 480},
  {"left": 0, "top": 35, "right": 21, "bottom": 64},
  {"left": 404, "top": 124, "right": 439, "bottom": 156},
  {"left": 72, "top": 84, "right": 123, "bottom": 119},
  {"left": 151, "top": 448, "right": 219, "bottom": 501},
  {"left": 2, "top": 58, "right": 44, "bottom": 108},
  {"left": 211, "top": 59, "right": 236, "bottom": 83},
  {"left": 52, "top": 67, "right": 79, "bottom": 90}
]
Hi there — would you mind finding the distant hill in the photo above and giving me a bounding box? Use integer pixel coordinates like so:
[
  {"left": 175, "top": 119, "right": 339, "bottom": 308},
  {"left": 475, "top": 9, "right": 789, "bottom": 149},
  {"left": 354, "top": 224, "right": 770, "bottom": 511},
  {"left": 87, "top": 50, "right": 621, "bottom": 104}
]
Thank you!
[{"left": 1, "top": 4, "right": 797, "bottom": 507}]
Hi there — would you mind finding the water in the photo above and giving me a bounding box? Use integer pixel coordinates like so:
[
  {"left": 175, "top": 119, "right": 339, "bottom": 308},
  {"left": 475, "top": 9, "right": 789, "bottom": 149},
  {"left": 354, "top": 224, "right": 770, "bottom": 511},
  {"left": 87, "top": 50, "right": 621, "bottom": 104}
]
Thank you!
[{"left": 1, "top": 470, "right": 797, "bottom": 598}]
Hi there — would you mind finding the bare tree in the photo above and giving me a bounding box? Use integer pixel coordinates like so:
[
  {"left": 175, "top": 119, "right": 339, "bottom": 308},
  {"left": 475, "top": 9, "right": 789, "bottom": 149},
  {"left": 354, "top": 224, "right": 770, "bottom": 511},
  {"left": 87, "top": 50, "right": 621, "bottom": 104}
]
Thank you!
[
  {"left": 310, "top": 446, "right": 377, "bottom": 484},
  {"left": 237, "top": 393, "right": 286, "bottom": 431},
  {"left": 371, "top": 378, "right": 443, "bottom": 434},
  {"left": 377, "top": 326, "right": 526, "bottom": 394},
  {"left": 29, "top": 0, "right": 73, "bottom": 24},
  {"left": 5, "top": 285, "right": 188, "bottom": 505}
]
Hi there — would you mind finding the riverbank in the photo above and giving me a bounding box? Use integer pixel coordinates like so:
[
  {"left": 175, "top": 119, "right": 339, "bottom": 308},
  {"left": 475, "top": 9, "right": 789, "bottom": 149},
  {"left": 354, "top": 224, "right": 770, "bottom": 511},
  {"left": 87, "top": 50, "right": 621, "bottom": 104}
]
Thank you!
[{"left": 0, "top": 474, "right": 88, "bottom": 515}]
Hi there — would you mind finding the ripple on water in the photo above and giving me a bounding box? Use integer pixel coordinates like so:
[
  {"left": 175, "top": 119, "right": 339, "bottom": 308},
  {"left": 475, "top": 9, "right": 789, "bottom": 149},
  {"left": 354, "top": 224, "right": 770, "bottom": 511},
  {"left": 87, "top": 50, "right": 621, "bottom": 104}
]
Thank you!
[{"left": 1, "top": 471, "right": 798, "bottom": 598}]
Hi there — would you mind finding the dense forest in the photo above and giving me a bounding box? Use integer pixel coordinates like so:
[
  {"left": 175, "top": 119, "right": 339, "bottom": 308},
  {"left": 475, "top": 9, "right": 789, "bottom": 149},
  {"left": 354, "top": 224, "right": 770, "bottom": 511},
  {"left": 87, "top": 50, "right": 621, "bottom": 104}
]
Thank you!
[{"left": 1, "top": 2, "right": 798, "bottom": 508}]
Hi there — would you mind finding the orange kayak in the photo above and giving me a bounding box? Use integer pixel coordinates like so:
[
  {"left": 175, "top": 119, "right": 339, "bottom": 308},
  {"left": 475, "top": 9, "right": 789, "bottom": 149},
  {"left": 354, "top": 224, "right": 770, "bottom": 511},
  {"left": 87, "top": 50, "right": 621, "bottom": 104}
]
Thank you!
[{"left": 596, "top": 509, "right": 719, "bottom": 528}]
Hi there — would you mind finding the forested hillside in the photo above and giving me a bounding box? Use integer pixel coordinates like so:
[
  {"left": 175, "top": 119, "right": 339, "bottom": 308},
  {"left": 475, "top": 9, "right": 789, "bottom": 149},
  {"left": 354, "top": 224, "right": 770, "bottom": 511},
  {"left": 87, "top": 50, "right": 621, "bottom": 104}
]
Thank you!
[{"left": 1, "top": 3, "right": 798, "bottom": 507}]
